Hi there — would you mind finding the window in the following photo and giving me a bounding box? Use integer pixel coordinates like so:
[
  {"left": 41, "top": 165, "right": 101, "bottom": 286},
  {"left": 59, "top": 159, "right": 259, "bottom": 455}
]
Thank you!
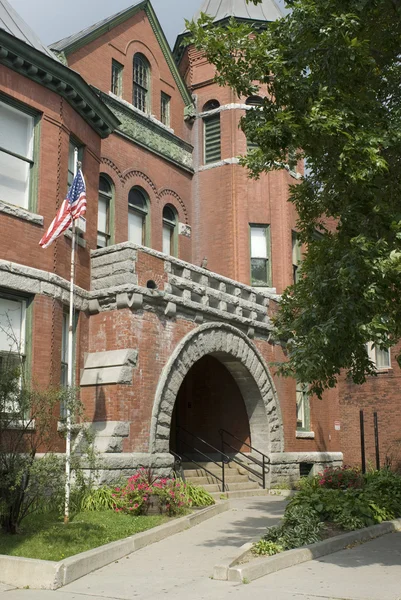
[
  {"left": 128, "top": 187, "right": 149, "bottom": 246},
  {"left": 296, "top": 383, "right": 310, "bottom": 431},
  {"left": 162, "top": 205, "right": 177, "bottom": 256},
  {"left": 245, "top": 96, "right": 263, "bottom": 152},
  {"left": 133, "top": 54, "right": 150, "bottom": 113},
  {"left": 0, "top": 99, "right": 35, "bottom": 210},
  {"left": 367, "top": 342, "right": 391, "bottom": 370},
  {"left": 292, "top": 231, "right": 302, "bottom": 283},
  {"left": 203, "top": 100, "right": 221, "bottom": 164},
  {"left": 161, "top": 92, "right": 171, "bottom": 126},
  {"left": 0, "top": 295, "right": 26, "bottom": 412},
  {"left": 250, "top": 225, "right": 271, "bottom": 286},
  {"left": 97, "top": 176, "right": 113, "bottom": 249},
  {"left": 60, "top": 310, "right": 78, "bottom": 417},
  {"left": 68, "top": 139, "right": 83, "bottom": 188},
  {"left": 111, "top": 60, "right": 123, "bottom": 97}
]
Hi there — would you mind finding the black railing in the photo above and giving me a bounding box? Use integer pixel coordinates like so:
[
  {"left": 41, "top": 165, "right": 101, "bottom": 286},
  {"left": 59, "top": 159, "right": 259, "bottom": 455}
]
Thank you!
[
  {"left": 219, "top": 428, "right": 270, "bottom": 489},
  {"left": 174, "top": 426, "right": 231, "bottom": 491}
]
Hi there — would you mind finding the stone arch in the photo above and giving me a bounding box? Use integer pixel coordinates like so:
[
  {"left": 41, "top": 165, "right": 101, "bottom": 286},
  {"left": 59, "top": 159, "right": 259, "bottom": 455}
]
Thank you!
[{"left": 149, "top": 323, "right": 284, "bottom": 455}]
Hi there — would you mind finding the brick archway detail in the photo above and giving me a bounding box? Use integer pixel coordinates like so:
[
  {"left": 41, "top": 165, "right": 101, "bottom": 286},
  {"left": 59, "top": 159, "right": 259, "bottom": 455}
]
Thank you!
[{"left": 149, "top": 323, "right": 284, "bottom": 455}]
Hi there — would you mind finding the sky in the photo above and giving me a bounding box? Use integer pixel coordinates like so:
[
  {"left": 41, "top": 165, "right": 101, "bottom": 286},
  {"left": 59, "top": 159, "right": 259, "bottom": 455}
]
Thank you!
[{"left": 7, "top": 0, "right": 286, "bottom": 49}]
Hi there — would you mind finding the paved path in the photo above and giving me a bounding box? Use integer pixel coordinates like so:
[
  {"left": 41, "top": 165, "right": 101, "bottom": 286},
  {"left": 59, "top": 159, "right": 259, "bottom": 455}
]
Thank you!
[{"left": 0, "top": 496, "right": 400, "bottom": 600}]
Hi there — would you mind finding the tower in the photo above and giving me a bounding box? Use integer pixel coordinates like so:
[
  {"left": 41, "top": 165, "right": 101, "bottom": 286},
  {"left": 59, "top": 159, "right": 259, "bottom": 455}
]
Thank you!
[{"left": 175, "top": 0, "right": 299, "bottom": 294}]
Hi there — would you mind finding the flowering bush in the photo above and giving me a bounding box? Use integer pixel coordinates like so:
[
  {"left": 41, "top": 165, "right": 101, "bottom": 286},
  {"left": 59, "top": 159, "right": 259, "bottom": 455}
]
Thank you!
[
  {"left": 318, "top": 465, "right": 363, "bottom": 490},
  {"left": 111, "top": 468, "right": 191, "bottom": 517}
]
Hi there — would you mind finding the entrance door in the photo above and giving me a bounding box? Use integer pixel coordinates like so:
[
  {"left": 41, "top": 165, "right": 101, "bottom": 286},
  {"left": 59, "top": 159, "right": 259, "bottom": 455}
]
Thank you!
[{"left": 170, "top": 355, "right": 251, "bottom": 455}]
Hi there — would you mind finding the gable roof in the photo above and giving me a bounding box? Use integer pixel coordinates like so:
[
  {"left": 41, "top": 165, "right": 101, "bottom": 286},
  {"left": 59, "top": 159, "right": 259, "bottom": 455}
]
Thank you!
[
  {"left": 51, "top": 0, "right": 145, "bottom": 54},
  {"left": 0, "top": 0, "right": 59, "bottom": 60},
  {"left": 192, "top": 0, "right": 283, "bottom": 24},
  {"left": 0, "top": 0, "right": 119, "bottom": 138},
  {"left": 50, "top": 0, "right": 193, "bottom": 108}
]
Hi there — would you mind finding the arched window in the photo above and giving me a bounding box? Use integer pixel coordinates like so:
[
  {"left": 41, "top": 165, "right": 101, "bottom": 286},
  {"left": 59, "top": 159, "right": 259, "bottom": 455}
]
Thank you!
[
  {"left": 245, "top": 96, "right": 263, "bottom": 151},
  {"left": 162, "top": 205, "right": 177, "bottom": 256},
  {"left": 245, "top": 96, "right": 264, "bottom": 107},
  {"left": 97, "top": 175, "right": 113, "bottom": 248},
  {"left": 128, "top": 187, "right": 149, "bottom": 246},
  {"left": 203, "top": 100, "right": 221, "bottom": 164},
  {"left": 133, "top": 53, "right": 150, "bottom": 113}
]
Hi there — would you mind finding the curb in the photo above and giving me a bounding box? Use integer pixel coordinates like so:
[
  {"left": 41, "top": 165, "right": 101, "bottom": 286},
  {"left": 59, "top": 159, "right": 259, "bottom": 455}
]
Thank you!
[
  {"left": 0, "top": 501, "right": 229, "bottom": 590},
  {"left": 214, "top": 517, "right": 401, "bottom": 583}
]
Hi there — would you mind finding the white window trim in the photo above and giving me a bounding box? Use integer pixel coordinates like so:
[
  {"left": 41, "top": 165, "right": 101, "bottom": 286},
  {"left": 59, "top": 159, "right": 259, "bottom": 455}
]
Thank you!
[{"left": 366, "top": 342, "right": 391, "bottom": 370}]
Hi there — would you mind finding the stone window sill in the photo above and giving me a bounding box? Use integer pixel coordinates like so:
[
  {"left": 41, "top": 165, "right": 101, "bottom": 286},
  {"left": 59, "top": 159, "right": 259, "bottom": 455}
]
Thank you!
[
  {"left": 64, "top": 229, "right": 87, "bottom": 248},
  {"left": 0, "top": 200, "right": 44, "bottom": 226},
  {"left": 2, "top": 419, "right": 35, "bottom": 430},
  {"left": 296, "top": 431, "right": 315, "bottom": 439}
]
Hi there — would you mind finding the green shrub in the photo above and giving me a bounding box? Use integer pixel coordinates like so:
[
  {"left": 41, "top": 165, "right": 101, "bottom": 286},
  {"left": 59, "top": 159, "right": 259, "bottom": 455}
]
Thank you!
[
  {"left": 318, "top": 465, "right": 363, "bottom": 490},
  {"left": 80, "top": 486, "right": 116, "bottom": 512},
  {"left": 181, "top": 480, "right": 215, "bottom": 507},
  {"left": 112, "top": 469, "right": 191, "bottom": 517},
  {"left": 252, "top": 539, "right": 283, "bottom": 556},
  {"left": 262, "top": 505, "right": 324, "bottom": 550}
]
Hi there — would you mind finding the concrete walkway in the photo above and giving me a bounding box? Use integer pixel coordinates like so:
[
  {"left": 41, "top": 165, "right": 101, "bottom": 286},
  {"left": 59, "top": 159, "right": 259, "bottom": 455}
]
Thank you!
[{"left": 0, "top": 496, "right": 401, "bottom": 600}]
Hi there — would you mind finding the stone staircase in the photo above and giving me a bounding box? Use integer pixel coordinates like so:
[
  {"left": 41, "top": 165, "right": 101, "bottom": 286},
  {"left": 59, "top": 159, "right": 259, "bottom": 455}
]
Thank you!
[{"left": 182, "top": 461, "right": 269, "bottom": 499}]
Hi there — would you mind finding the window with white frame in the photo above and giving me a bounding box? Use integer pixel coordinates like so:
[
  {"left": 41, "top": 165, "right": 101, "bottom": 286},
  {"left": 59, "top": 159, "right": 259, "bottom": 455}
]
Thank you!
[
  {"left": 0, "top": 100, "right": 35, "bottom": 210},
  {"left": 161, "top": 92, "right": 171, "bottom": 127},
  {"left": 60, "top": 310, "right": 78, "bottom": 418},
  {"left": 0, "top": 296, "right": 26, "bottom": 412},
  {"left": 296, "top": 383, "right": 310, "bottom": 431},
  {"left": 133, "top": 54, "right": 150, "bottom": 113},
  {"left": 67, "top": 139, "right": 83, "bottom": 189},
  {"left": 111, "top": 60, "right": 123, "bottom": 97},
  {"left": 97, "top": 176, "right": 113, "bottom": 248},
  {"left": 292, "top": 231, "right": 302, "bottom": 284},
  {"left": 367, "top": 342, "right": 391, "bottom": 370},
  {"left": 128, "top": 187, "right": 149, "bottom": 246},
  {"left": 162, "top": 205, "right": 177, "bottom": 256},
  {"left": 250, "top": 225, "right": 271, "bottom": 286}
]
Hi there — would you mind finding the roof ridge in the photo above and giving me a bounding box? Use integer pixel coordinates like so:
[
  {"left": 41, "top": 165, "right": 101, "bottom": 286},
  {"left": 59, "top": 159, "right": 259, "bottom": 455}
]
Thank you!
[{"left": 0, "top": 0, "right": 60, "bottom": 60}]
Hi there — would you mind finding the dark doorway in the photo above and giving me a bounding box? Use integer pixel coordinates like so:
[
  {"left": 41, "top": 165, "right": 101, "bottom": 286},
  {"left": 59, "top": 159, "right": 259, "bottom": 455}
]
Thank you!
[{"left": 170, "top": 355, "right": 251, "bottom": 456}]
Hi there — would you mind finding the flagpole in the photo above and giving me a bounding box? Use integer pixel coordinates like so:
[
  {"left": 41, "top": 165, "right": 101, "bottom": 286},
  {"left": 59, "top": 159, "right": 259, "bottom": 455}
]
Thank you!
[{"left": 64, "top": 151, "right": 79, "bottom": 524}]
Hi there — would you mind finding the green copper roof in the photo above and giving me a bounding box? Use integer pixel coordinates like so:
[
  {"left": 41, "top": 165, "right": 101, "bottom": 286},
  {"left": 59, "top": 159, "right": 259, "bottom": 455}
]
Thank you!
[
  {"left": 0, "top": 0, "right": 59, "bottom": 60},
  {"left": 173, "top": 0, "right": 282, "bottom": 63},
  {"left": 192, "top": 0, "right": 283, "bottom": 23},
  {"left": 50, "top": 1, "right": 193, "bottom": 108}
]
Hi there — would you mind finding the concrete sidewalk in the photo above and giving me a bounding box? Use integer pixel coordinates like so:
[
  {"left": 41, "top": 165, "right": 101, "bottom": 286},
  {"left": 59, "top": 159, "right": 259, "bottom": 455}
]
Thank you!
[{"left": 0, "top": 496, "right": 401, "bottom": 600}]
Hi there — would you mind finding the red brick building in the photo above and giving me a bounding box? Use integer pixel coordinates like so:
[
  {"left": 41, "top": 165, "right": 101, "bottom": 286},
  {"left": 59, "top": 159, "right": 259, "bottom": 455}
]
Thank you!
[{"left": 1, "top": 0, "right": 394, "bottom": 486}]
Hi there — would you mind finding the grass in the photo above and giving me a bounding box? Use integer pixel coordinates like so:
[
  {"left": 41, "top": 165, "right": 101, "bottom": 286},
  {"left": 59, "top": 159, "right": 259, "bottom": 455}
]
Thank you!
[{"left": 0, "top": 511, "right": 168, "bottom": 562}]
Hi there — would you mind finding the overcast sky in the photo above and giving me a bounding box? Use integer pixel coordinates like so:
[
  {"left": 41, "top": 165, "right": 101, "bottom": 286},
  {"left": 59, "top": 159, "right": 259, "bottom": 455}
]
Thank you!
[{"left": 7, "top": 0, "right": 286, "bottom": 48}]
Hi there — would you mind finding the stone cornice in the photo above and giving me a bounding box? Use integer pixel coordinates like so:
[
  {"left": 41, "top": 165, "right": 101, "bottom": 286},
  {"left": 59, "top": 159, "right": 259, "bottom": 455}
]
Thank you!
[
  {"left": 0, "top": 30, "right": 120, "bottom": 139},
  {"left": 97, "top": 90, "right": 194, "bottom": 173}
]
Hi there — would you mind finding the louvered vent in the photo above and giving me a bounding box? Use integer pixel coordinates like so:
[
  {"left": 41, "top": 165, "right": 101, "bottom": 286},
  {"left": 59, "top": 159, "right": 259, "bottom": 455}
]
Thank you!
[{"left": 204, "top": 115, "right": 221, "bottom": 164}]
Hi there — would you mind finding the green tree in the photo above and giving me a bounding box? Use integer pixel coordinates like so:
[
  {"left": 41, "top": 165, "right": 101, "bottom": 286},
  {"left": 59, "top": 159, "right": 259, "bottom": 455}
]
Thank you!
[{"left": 187, "top": 0, "right": 401, "bottom": 396}]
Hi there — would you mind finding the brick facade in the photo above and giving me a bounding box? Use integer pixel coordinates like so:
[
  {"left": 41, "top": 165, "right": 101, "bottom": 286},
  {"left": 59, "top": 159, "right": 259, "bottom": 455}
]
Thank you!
[{"left": 1, "top": 0, "right": 393, "bottom": 484}]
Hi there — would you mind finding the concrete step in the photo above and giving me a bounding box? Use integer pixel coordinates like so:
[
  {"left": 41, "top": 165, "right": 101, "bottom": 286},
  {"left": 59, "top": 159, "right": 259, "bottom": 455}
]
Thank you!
[
  {"left": 225, "top": 481, "right": 260, "bottom": 491},
  {"left": 181, "top": 462, "right": 240, "bottom": 471},
  {"left": 210, "top": 488, "right": 270, "bottom": 500},
  {"left": 184, "top": 474, "right": 248, "bottom": 485}
]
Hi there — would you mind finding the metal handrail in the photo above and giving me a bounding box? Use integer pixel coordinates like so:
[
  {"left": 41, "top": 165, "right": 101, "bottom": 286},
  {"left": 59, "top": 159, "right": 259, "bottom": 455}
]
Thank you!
[
  {"left": 175, "top": 426, "right": 232, "bottom": 491},
  {"left": 171, "top": 440, "right": 228, "bottom": 491},
  {"left": 219, "top": 428, "right": 270, "bottom": 489}
]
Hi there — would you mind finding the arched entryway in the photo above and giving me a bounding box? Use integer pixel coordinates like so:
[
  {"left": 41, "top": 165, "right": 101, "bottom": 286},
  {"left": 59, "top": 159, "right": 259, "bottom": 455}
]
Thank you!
[
  {"left": 170, "top": 355, "right": 251, "bottom": 455},
  {"left": 149, "top": 323, "right": 284, "bottom": 456}
]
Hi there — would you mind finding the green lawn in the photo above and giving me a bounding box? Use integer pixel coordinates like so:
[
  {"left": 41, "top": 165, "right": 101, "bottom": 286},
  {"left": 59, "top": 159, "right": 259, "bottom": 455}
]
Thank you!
[{"left": 0, "top": 511, "right": 168, "bottom": 561}]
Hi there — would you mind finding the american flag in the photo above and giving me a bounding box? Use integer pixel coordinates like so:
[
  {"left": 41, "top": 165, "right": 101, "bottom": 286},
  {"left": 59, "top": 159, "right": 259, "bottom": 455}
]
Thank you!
[{"left": 39, "top": 169, "right": 87, "bottom": 249}]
